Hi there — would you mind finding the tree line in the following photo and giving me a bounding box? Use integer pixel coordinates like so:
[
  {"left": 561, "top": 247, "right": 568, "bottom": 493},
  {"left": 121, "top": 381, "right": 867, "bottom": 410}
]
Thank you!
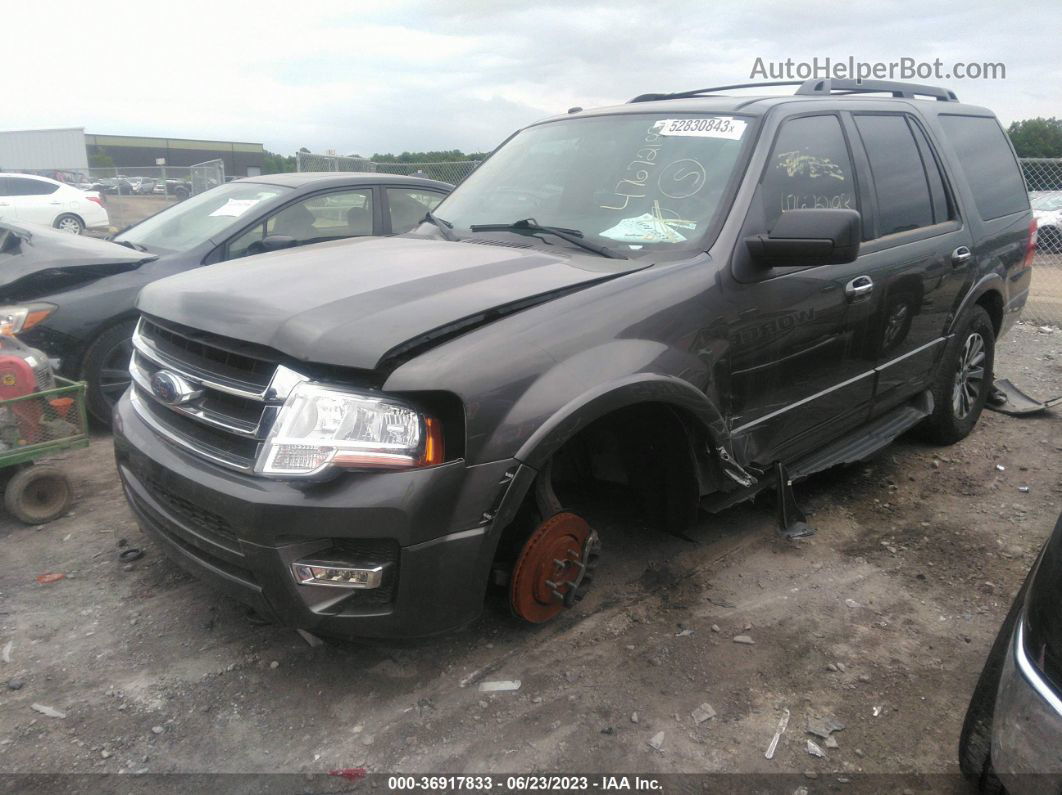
[{"left": 263, "top": 148, "right": 487, "bottom": 173}]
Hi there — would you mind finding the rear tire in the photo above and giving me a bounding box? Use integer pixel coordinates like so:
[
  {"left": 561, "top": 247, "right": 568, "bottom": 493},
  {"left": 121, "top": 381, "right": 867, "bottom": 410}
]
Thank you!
[
  {"left": 919, "top": 305, "right": 994, "bottom": 444},
  {"left": 82, "top": 320, "right": 137, "bottom": 426},
  {"left": 53, "top": 214, "right": 84, "bottom": 235}
]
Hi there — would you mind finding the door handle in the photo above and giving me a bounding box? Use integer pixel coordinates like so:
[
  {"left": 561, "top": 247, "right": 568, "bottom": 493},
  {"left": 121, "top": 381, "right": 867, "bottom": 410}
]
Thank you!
[
  {"left": 951, "top": 246, "right": 972, "bottom": 266},
  {"left": 845, "top": 275, "right": 874, "bottom": 299}
]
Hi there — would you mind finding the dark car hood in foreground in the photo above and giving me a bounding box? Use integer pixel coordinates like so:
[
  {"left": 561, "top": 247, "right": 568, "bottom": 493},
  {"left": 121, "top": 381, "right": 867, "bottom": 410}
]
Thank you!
[
  {"left": 137, "top": 235, "right": 645, "bottom": 370},
  {"left": 0, "top": 221, "right": 155, "bottom": 300}
]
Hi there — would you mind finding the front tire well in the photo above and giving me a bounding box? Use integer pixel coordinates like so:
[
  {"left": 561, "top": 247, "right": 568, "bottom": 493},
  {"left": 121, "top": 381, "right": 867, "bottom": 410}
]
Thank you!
[
  {"left": 491, "top": 403, "right": 704, "bottom": 580},
  {"left": 507, "top": 403, "right": 703, "bottom": 542},
  {"left": 975, "top": 290, "right": 1004, "bottom": 337}
]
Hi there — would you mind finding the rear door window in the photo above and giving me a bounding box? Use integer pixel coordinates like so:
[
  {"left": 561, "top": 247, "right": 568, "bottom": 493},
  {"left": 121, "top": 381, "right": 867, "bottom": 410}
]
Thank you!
[
  {"left": 938, "top": 115, "right": 1029, "bottom": 220},
  {"left": 854, "top": 114, "right": 935, "bottom": 237}
]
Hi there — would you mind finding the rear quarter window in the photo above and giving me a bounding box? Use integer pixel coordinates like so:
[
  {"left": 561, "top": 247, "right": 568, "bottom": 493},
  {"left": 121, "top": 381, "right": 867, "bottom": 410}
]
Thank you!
[{"left": 938, "top": 114, "right": 1028, "bottom": 221}]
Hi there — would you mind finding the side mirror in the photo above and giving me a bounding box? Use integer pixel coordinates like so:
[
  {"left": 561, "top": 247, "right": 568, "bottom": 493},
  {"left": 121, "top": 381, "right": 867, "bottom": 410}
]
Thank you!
[
  {"left": 259, "top": 234, "right": 298, "bottom": 252},
  {"left": 745, "top": 209, "right": 860, "bottom": 267}
]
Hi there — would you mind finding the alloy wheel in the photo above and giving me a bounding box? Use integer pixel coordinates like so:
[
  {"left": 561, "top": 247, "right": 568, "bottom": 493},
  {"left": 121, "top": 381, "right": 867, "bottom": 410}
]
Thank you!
[{"left": 952, "top": 332, "right": 986, "bottom": 419}]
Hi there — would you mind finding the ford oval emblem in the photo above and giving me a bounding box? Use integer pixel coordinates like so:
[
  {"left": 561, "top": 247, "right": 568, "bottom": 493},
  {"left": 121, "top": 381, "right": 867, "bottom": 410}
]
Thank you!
[{"left": 149, "top": 370, "right": 202, "bottom": 406}]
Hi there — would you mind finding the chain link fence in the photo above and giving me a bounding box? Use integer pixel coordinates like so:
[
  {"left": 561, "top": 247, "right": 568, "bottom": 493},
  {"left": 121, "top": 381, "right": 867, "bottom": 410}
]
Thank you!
[
  {"left": 1021, "top": 158, "right": 1062, "bottom": 325},
  {"left": 295, "top": 151, "right": 479, "bottom": 186}
]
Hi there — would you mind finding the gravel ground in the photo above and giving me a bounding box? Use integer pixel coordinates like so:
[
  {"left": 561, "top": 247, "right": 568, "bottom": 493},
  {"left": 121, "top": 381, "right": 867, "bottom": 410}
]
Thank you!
[{"left": 0, "top": 325, "right": 1059, "bottom": 788}]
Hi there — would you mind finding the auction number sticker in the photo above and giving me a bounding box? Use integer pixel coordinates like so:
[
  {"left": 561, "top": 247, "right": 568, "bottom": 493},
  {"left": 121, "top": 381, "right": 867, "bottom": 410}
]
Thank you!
[{"left": 654, "top": 117, "right": 746, "bottom": 140}]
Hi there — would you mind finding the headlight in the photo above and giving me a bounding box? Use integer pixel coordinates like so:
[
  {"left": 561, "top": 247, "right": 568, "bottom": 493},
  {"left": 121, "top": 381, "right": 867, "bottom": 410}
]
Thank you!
[
  {"left": 255, "top": 382, "right": 444, "bottom": 478},
  {"left": 0, "top": 303, "right": 56, "bottom": 336}
]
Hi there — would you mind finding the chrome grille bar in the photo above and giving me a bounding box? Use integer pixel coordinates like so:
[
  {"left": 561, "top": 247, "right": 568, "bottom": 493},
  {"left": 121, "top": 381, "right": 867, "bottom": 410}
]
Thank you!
[{"left": 129, "top": 318, "right": 308, "bottom": 473}]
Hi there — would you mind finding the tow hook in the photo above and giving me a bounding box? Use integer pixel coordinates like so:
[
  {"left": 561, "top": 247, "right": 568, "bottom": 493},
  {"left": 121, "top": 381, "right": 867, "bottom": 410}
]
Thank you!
[{"left": 509, "top": 512, "right": 601, "bottom": 623}]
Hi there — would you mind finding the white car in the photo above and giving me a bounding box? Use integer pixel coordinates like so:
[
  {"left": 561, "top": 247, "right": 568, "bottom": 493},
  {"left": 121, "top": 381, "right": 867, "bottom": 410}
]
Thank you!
[
  {"left": 1031, "top": 190, "right": 1062, "bottom": 253},
  {"left": 0, "top": 173, "right": 109, "bottom": 235}
]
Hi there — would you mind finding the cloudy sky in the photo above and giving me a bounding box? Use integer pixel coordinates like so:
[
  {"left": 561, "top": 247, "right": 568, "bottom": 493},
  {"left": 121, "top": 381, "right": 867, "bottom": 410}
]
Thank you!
[{"left": 7, "top": 0, "right": 1060, "bottom": 157}]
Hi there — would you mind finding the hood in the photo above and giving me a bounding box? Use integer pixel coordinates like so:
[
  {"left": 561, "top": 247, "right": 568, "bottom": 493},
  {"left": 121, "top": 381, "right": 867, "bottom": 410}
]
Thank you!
[
  {"left": 137, "top": 235, "right": 645, "bottom": 370},
  {"left": 0, "top": 221, "right": 155, "bottom": 299}
]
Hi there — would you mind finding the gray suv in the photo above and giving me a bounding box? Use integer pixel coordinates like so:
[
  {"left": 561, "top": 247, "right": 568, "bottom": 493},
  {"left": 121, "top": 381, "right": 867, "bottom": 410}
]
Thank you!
[{"left": 113, "top": 78, "right": 1035, "bottom": 639}]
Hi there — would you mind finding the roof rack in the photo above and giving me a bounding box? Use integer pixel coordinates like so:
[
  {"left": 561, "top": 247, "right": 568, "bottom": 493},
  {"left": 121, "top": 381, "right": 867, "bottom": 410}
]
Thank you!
[
  {"left": 628, "top": 78, "right": 958, "bottom": 104},
  {"left": 796, "top": 78, "right": 958, "bottom": 101}
]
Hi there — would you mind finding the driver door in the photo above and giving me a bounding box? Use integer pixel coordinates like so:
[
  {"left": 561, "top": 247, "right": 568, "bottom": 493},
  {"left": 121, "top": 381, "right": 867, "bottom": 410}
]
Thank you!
[{"left": 726, "top": 113, "right": 877, "bottom": 465}]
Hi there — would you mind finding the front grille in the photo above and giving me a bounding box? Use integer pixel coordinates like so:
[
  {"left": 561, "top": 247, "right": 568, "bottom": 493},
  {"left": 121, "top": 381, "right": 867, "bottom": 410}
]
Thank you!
[
  {"left": 143, "top": 319, "right": 276, "bottom": 388},
  {"left": 130, "top": 318, "right": 288, "bottom": 471}
]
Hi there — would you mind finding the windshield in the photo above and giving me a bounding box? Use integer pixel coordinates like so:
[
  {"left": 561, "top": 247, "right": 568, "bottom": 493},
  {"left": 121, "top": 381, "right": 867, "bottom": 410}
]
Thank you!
[
  {"left": 434, "top": 113, "right": 750, "bottom": 254},
  {"left": 115, "top": 182, "right": 291, "bottom": 253}
]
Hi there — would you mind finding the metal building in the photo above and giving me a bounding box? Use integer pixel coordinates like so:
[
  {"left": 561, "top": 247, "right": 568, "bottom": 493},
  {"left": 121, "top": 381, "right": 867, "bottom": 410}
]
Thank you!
[
  {"left": 85, "top": 134, "right": 264, "bottom": 176},
  {"left": 0, "top": 128, "right": 265, "bottom": 177},
  {"left": 0, "top": 128, "right": 89, "bottom": 171}
]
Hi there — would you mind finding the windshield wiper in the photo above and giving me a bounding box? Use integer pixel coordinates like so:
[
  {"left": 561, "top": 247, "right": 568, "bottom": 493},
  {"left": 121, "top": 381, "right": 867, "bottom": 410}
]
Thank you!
[
  {"left": 468, "top": 218, "right": 627, "bottom": 259},
  {"left": 423, "top": 210, "right": 456, "bottom": 241},
  {"left": 114, "top": 239, "right": 148, "bottom": 253}
]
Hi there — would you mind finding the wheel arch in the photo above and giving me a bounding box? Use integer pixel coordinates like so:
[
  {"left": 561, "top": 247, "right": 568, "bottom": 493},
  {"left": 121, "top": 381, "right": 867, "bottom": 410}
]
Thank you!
[
  {"left": 513, "top": 373, "right": 731, "bottom": 470},
  {"left": 488, "top": 374, "right": 751, "bottom": 547},
  {"left": 950, "top": 274, "right": 1006, "bottom": 337},
  {"left": 53, "top": 212, "right": 85, "bottom": 229},
  {"left": 75, "top": 312, "right": 141, "bottom": 379}
]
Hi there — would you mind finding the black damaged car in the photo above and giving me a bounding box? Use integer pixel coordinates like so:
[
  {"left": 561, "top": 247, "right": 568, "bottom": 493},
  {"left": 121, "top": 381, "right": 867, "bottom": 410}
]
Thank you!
[
  {"left": 4, "top": 172, "right": 451, "bottom": 424},
  {"left": 113, "top": 79, "right": 1036, "bottom": 640}
]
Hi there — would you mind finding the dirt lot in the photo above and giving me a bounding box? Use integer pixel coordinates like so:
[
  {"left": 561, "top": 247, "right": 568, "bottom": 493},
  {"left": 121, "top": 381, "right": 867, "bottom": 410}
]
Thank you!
[{"left": 1, "top": 326, "right": 1060, "bottom": 788}]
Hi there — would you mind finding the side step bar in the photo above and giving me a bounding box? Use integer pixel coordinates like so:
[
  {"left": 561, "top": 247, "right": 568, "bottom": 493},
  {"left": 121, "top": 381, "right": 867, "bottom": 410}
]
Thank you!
[
  {"left": 700, "top": 391, "right": 934, "bottom": 535},
  {"left": 787, "top": 390, "right": 933, "bottom": 482}
]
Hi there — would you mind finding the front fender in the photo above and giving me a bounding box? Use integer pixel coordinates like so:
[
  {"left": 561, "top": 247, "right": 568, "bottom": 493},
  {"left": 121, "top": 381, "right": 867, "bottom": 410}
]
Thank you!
[
  {"left": 467, "top": 337, "right": 718, "bottom": 464},
  {"left": 513, "top": 371, "right": 728, "bottom": 469}
]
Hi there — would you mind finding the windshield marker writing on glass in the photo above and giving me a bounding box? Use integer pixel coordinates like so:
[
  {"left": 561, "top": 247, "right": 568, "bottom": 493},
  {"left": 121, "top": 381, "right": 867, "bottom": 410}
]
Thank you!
[
  {"left": 657, "top": 159, "right": 707, "bottom": 200},
  {"left": 600, "top": 124, "right": 663, "bottom": 211}
]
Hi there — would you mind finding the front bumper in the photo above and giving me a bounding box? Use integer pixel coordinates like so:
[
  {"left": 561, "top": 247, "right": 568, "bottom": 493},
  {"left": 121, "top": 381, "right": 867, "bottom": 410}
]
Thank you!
[
  {"left": 992, "top": 619, "right": 1062, "bottom": 793},
  {"left": 113, "top": 391, "right": 525, "bottom": 639}
]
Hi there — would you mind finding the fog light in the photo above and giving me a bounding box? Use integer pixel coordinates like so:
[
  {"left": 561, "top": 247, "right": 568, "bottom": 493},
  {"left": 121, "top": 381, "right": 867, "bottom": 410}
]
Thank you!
[{"left": 291, "top": 560, "right": 385, "bottom": 589}]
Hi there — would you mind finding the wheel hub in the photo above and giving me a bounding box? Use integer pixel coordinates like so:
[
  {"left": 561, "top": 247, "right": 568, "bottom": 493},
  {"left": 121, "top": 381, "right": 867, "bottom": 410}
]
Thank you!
[{"left": 510, "top": 512, "right": 600, "bottom": 623}]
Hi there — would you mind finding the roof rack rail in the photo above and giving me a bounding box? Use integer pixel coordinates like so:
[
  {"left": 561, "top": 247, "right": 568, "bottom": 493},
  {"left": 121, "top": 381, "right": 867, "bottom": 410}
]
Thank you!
[
  {"left": 796, "top": 78, "right": 958, "bottom": 101},
  {"left": 628, "top": 78, "right": 958, "bottom": 104},
  {"left": 629, "top": 81, "right": 804, "bottom": 103}
]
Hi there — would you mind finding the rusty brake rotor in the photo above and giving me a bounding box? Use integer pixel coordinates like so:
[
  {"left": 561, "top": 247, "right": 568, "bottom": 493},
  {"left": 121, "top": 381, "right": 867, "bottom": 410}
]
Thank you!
[{"left": 509, "top": 511, "right": 600, "bottom": 623}]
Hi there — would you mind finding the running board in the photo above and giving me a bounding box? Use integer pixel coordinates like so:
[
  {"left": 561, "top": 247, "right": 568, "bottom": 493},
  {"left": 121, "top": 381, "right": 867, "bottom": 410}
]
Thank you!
[{"left": 787, "top": 390, "right": 933, "bottom": 482}]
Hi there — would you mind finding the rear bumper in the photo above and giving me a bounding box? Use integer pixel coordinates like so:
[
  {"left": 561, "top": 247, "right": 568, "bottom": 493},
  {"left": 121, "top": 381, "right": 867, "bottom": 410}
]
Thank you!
[
  {"left": 992, "top": 619, "right": 1062, "bottom": 793},
  {"left": 113, "top": 391, "right": 524, "bottom": 639},
  {"left": 78, "top": 202, "right": 110, "bottom": 229}
]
